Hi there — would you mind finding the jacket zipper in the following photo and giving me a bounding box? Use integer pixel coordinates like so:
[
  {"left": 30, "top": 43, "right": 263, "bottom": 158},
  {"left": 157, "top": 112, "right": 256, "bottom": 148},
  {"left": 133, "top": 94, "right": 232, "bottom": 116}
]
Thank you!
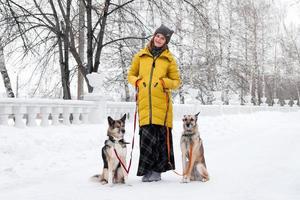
[{"left": 149, "top": 57, "right": 157, "bottom": 125}]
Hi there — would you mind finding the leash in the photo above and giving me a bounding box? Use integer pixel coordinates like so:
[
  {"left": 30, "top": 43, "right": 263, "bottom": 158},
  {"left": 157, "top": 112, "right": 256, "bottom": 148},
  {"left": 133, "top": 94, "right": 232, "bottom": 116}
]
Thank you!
[
  {"left": 113, "top": 80, "right": 140, "bottom": 174},
  {"left": 160, "top": 79, "right": 193, "bottom": 176},
  {"left": 166, "top": 125, "right": 194, "bottom": 176}
]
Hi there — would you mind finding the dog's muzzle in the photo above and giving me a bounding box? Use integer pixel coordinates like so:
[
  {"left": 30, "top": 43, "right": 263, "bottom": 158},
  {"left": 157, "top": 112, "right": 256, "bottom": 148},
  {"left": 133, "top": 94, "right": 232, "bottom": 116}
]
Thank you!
[{"left": 185, "top": 124, "right": 194, "bottom": 130}]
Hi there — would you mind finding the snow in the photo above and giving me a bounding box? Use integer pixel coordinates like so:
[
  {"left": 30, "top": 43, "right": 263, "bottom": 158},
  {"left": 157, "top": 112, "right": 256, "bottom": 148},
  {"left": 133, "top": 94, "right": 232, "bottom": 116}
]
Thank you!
[{"left": 1, "top": 111, "right": 300, "bottom": 200}]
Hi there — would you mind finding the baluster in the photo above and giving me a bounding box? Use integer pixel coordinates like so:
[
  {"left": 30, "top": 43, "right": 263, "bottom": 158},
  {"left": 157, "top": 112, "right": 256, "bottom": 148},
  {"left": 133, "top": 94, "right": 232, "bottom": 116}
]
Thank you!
[
  {"left": 72, "top": 107, "right": 82, "bottom": 124},
  {"left": 52, "top": 107, "right": 62, "bottom": 126},
  {"left": 40, "top": 107, "right": 51, "bottom": 127},
  {"left": 13, "top": 106, "right": 26, "bottom": 128},
  {"left": 63, "top": 107, "right": 71, "bottom": 125},
  {"left": 27, "top": 106, "right": 38, "bottom": 127},
  {"left": 82, "top": 107, "right": 90, "bottom": 124},
  {"left": 294, "top": 100, "right": 298, "bottom": 107},
  {"left": 284, "top": 100, "right": 289, "bottom": 107},
  {"left": 0, "top": 105, "right": 11, "bottom": 126}
]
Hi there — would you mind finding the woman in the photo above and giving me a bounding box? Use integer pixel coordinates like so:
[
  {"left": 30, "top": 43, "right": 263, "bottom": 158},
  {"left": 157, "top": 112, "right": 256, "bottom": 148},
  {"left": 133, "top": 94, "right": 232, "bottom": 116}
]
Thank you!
[{"left": 127, "top": 25, "right": 181, "bottom": 182}]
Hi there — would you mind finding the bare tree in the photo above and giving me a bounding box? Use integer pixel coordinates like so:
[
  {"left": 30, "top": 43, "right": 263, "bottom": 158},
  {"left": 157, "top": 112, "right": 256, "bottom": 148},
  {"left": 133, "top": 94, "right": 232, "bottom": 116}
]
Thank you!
[
  {"left": 0, "top": 40, "right": 14, "bottom": 97},
  {"left": 77, "top": 0, "right": 85, "bottom": 99},
  {"left": 0, "top": 0, "right": 72, "bottom": 99}
]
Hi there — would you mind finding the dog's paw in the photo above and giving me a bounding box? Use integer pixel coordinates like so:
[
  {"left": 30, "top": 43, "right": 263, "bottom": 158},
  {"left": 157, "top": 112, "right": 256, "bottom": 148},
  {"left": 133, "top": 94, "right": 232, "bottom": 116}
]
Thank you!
[
  {"left": 181, "top": 177, "right": 190, "bottom": 183},
  {"left": 180, "top": 179, "right": 187, "bottom": 184},
  {"left": 201, "top": 178, "right": 209, "bottom": 182},
  {"left": 100, "top": 180, "right": 108, "bottom": 185}
]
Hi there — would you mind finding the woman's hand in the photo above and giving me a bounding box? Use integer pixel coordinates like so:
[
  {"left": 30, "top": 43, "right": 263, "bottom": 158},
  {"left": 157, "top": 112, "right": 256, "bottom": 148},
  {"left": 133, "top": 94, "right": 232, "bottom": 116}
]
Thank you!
[{"left": 135, "top": 76, "right": 143, "bottom": 88}]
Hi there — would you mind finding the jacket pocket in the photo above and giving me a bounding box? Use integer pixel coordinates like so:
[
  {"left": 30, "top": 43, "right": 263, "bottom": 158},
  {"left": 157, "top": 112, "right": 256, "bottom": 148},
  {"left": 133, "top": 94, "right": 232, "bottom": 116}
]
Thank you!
[{"left": 152, "top": 78, "right": 164, "bottom": 94}]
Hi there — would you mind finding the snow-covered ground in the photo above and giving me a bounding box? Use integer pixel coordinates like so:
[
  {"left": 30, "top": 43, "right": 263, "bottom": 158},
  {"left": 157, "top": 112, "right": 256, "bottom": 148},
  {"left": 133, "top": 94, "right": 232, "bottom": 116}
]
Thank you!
[{"left": 1, "top": 111, "right": 300, "bottom": 200}]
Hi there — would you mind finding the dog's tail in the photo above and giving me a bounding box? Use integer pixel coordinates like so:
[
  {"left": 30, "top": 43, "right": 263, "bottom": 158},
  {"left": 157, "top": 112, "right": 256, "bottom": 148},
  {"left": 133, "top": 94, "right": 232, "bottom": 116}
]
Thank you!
[
  {"left": 90, "top": 174, "right": 101, "bottom": 182},
  {"left": 90, "top": 173, "right": 109, "bottom": 184}
]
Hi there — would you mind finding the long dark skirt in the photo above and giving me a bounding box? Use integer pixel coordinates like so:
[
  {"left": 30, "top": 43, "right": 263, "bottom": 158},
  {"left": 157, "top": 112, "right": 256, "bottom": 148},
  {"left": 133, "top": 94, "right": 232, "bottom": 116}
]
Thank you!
[{"left": 137, "top": 124, "right": 175, "bottom": 176}]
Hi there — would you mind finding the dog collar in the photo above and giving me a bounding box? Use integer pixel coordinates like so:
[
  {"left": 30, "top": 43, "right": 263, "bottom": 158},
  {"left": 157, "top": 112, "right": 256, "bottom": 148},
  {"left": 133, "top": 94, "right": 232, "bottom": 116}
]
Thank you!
[
  {"left": 182, "top": 132, "right": 196, "bottom": 137},
  {"left": 107, "top": 136, "right": 129, "bottom": 145}
]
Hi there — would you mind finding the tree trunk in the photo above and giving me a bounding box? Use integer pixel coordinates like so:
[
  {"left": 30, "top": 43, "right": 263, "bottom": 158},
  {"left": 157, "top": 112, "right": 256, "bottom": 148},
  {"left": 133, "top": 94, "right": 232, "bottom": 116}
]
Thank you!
[
  {"left": 224, "top": 0, "right": 233, "bottom": 105},
  {"left": 93, "top": 0, "right": 111, "bottom": 73},
  {"left": 116, "top": 0, "right": 130, "bottom": 102},
  {"left": 216, "top": 0, "right": 223, "bottom": 69},
  {"left": 176, "top": 0, "right": 185, "bottom": 104},
  {"left": 86, "top": 0, "right": 93, "bottom": 74},
  {"left": 0, "top": 45, "right": 15, "bottom": 98},
  {"left": 252, "top": 9, "right": 259, "bottom": 105},
  {"left": 50, "top": 0, "right": 71, "bottom": 99},
  {"left": 77, "top": 0, "right": 85, "bottom": 99}
]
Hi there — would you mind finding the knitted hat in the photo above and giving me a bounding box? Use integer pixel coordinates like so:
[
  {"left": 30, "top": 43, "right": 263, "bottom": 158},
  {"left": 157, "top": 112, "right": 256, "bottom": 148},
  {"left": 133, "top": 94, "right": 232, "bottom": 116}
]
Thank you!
[{"left": 154, "top": 24, "right": 174, "bottom": 44}]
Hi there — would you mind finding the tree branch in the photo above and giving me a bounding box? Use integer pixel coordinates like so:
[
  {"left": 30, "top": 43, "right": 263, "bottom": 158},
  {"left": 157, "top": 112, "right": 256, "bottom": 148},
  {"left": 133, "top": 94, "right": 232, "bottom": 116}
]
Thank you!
[
  {"left": 102, "top": 35, "right": 151, "bottom": 48},
  {"left": 107, "top": 0, "right": 134, "bottom": 16}
]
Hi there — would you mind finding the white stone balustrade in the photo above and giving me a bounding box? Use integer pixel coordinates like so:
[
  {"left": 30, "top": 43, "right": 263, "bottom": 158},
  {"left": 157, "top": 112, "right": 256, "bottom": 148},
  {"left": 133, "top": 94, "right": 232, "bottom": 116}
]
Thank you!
[
  {"left": 0, "top": 97, "right": 299, "bottom": 128},
  {"left": 0, "top": 98, "right": 96, "bottom": 128}
]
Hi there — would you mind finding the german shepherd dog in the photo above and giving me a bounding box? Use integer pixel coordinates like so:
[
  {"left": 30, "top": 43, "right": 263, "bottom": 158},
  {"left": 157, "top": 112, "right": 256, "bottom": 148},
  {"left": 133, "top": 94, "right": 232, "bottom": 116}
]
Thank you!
[
  {"left": 92, "top": 114, "right": 128, "bottom": 185},
  {"left": 180, "top": 112, "right": 209, "bottom": 183}
]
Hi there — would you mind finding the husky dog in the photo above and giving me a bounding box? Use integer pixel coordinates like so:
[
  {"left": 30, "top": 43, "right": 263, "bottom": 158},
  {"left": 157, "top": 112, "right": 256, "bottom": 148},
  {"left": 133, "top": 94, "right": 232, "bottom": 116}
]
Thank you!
[
  {"left": 180, "top": 112, "right": 209, "bottom": 183},
  {"left": 92, "top": 114, "right": 128, "bottom": 185}
]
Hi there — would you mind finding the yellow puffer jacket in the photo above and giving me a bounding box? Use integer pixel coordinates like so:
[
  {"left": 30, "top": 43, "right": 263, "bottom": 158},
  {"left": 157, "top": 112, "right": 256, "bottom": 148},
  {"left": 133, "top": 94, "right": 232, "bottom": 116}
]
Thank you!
[{"left": 127, "top": 47, "right": 181, "bottom": 128}]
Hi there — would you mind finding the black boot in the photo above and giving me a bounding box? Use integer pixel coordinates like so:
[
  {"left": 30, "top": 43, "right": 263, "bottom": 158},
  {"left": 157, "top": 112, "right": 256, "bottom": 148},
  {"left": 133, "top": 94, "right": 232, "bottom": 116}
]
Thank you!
[
  {"left": 148, "top": 171, "right": 161, "bottom": 182},
  {"left": 142, "top": 171, "right": 152, "bottom": 182}
]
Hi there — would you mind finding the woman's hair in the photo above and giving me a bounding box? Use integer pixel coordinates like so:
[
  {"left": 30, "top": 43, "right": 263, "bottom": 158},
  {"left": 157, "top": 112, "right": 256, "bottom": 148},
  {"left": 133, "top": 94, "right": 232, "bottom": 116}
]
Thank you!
[{"left": 146, "top": 35, "right": 168, "bottom": 52}]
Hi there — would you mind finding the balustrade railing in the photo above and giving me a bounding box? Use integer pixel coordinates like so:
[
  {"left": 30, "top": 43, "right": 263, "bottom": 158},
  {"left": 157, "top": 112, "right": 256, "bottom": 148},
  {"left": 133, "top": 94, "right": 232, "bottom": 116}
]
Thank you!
[
  {"left": 0, "top": 98, "right": 299, "bottom": 128},
  {"left": 0, "top": 98, "right": 95, "bottom": 128}
]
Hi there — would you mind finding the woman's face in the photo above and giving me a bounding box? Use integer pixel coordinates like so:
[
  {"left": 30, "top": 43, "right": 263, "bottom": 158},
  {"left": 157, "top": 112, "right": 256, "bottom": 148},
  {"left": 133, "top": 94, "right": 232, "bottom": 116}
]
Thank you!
[{"left": 153, "top": 33, "right": 166, "bottom": 48}]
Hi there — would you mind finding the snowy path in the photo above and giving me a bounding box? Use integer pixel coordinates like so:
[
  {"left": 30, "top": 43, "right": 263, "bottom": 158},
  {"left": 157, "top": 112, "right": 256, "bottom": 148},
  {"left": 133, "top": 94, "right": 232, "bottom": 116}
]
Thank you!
[{"left": 1, "top": 111, "right": 300, "bottom": 200}]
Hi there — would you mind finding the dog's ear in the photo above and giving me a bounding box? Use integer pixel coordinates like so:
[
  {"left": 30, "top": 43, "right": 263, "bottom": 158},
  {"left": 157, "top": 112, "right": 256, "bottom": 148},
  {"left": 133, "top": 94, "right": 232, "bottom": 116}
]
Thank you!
[
  {"left": 183, "top": 115, "right": 186, "bottom": 121},
  {"left": 108, "top": 116, "right": 114, "bottom": 126},
  {"left": 120, "top": 113, "right": 126, "bottom": 123},
  {"left": 195, "top": 112, "right": 200, "bottom": 119}
]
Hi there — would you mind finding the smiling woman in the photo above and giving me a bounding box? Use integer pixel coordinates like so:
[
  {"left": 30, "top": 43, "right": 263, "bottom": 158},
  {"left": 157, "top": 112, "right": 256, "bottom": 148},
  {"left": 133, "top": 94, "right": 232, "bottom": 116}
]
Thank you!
[{"left": 127, "top": 24, "right": 181, "bottom": 182}]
